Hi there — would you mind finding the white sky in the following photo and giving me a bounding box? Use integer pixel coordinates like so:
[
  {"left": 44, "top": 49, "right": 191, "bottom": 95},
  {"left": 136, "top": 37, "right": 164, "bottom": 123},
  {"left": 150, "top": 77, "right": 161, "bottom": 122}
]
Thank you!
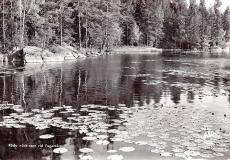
[{"left": 187, "top": 0, "right": 230, "bottom": 12}]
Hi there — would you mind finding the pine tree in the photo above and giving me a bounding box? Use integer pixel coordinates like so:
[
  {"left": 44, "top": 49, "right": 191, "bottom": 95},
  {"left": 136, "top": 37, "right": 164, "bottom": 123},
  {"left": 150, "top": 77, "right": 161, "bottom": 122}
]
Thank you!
[
  {"left": 120, "top": 0, "right": 135, "bottom": 46},
  {"left": 174, "top": 0, "right": 188, "bottom": 48},
  {"left": 130, "top": 21, "right": 141, "bottom": 45},
  {"left": 198, "top": 0, "right": 209, "bottom": 49},
  {"left": 145, "top": 3, "right": 164, "bottom": 47},
  {"left": 161, "top": 0, "right": 177, "bottom": 48},
  {"left": 133, "top": 0, "right": 146, "bottom": 45},
  {"left": 223, "top": 6, "right": 230, "bottom": 42},
  {"left": 212, "top": 0, "right": 224, "bottom": 46},
  {"left": 186, "top": 0, "right": 201, "bottom": 49}
]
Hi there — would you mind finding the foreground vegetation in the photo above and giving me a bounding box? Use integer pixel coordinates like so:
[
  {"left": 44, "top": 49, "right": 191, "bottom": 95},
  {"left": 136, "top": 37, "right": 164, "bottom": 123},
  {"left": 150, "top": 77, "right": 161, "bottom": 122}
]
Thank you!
[
  {"left": 0, "top": 102, "right": 229, "bottom": 159},
  {"left": 0, "top": 0, "right": 230, "bottom": 54}
]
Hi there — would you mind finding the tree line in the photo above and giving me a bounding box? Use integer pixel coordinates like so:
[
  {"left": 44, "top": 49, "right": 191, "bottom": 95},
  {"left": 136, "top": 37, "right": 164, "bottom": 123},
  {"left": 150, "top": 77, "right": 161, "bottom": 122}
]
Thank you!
[{"left": 0, "top": 0, "right": 230, "bottom": 52}]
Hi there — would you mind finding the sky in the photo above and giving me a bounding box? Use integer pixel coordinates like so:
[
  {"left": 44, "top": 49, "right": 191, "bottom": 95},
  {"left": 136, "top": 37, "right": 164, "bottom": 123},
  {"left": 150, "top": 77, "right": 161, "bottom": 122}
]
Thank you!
[
  {"left": 187, "top": 0, "right": 230, "bottom": 12},
  {"left": 206, "top": 0, "right": 230, "bottom": 11}
]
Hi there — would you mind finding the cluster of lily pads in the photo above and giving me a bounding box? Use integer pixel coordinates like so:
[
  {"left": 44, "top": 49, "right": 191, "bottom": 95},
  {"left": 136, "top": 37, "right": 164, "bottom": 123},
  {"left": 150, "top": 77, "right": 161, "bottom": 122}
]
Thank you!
[
  {"left": 127, "top": 104, "right": 230, "bottom": 159},
  {"left": 126, "top": 68, "right": 229, "bottom": 98},
  {"left": 164, "top": 70, "right": 210, "bottom": 79},
  {"left": 0, "top": 102, "right": 230, "bottom": 160}
]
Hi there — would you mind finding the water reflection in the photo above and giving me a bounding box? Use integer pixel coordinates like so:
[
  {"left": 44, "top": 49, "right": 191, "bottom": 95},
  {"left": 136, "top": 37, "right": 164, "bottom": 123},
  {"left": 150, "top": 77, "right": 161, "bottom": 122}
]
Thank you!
[
  {"left": 1, "top": 53, "right": 230, "bottom": 111},
  {"left": 0, "top": 53, "right": 230, "bottom": 159},
  {"left": 1, "top": 54, "right": 230, "bottom": 109}
]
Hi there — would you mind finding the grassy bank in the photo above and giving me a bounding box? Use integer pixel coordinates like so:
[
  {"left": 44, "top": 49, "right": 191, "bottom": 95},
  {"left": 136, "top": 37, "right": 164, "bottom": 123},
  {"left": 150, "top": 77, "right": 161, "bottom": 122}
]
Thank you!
[{"left": 109, "top": 46, "right": 162, "bottom": 53}]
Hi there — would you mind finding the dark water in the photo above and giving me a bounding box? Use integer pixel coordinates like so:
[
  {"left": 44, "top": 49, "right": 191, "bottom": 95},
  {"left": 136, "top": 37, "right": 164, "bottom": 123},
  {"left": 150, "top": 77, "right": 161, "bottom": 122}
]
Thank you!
[{"left": 0, "top": 53, "right": 230, "bottom": 160}]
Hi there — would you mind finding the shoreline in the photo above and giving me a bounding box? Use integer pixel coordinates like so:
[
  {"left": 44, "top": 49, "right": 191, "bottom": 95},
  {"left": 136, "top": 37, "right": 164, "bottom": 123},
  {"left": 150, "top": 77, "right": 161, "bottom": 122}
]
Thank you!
[
  {"left": 109, "top": 46, "right": 163, "bottom": 53},
  {"left": 5, "top": 45, "right": 104, "bottom": 63},
  {"left": 1, "top": 45, "right": 230, "bottom": 63}
]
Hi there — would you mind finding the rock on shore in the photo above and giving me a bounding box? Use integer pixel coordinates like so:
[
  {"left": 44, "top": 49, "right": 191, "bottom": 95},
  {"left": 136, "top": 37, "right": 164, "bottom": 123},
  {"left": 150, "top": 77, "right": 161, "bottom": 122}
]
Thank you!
[{"left": 8, "top": 45, "right": 87, "bottom": 63}]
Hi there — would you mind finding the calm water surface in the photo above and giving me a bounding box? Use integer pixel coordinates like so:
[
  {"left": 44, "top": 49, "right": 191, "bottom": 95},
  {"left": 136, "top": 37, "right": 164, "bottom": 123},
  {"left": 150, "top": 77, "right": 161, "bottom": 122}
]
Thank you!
[{"left": 0, "top": 53, "right": 230, "bottom": 160}]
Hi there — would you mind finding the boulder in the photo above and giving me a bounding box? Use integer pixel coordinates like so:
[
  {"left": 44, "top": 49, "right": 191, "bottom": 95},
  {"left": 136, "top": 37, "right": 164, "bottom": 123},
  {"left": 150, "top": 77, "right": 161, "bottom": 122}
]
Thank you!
[
  {"left": 41, "top": 49, "right": 56, "bottom": 57},
  {"left": 41, "top": 48, "right": 64, "bottom": 62},
  {"left": 42, "top": 56, "right": 64, "bottom": 62},
  {"left": 25, "top": 55, "right": 43, "bottom": 63},
  {"left": 0, "top": 54, "right": 4, "bottom": 62},
  {"left": 23, "top": 46, "right": 43, "bottom": 56},
  {"left": 9, "top": 44, "right": 87, "bottom": 63},
  {"left": 64, "top": 55, "right": 77, "bottom": 60},
  {"left": 50, "top": 44, "right": 86, "bottom": 58}
]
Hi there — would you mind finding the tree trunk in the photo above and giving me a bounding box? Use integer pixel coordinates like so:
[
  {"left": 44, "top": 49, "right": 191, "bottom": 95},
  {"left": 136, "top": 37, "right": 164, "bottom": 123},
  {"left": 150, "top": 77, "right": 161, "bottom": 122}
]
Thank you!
[
  {"left": 2, "top": 0, "right": 5, "bottom": 50},
  {"left": 126, "top": 23, "right": 128, "bottom": 45},
  {"left": 85, "top": 12, "right": 88, "bottom": 48},
  {"left": 105, "top": 2, "right": 108, "bottom": 50},
  {"left": 42, "top": 24, "right": 46, "bottom": 52},
  {"left": 78, "top": 1, "right": 81, "bottom": 49},
  {"left": 60, "top": 2, "right": 63, "bottom": 46},
  {"left": 19, "top": 0, "right": 22, "bottom": 48},
  {"left": 146, "top": 32, "right": 148, "bottom": 46},
  {"left": 22, "top": 4, "right": 26, "bottom": 47},
  {"left": 10, "top": 1, "right": 14, "bottom": 48},
  {"left": 102, "top": 2, "right": 108, "bottom": 52},
  {"left": 42, "top": 34, "right": 46, "bottom": 52},
  {"left": 19, "top": 0, "right": 25, "bottom": 48}
]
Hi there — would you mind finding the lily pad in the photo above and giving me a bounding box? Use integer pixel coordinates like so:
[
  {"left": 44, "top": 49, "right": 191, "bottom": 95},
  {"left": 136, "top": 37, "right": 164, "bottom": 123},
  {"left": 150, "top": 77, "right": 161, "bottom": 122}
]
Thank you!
[
  {"left": 53, "top": 148, "right": 68, "bottom": 154},
  {"left": 200, "top": 153, "right": 215, "bottom": 158},
  {"left": 184, "top": 150, "right": 200, "bottom": 156},
  {"left": 82, "top": 136, "right": 96, "bottom": 141},
  {"left": 39, "top": 134, "right": 55, "bottom": 139},
  {"left": 96, "top": 140, "right": 110, "bottom": 145},
  {"left": 135, "top": 141, "right": 148, "bottom": 145},
  {"left": 110, "top": 138, "right": 124, "bottom": 142},
  {"left": 107, "top": 150, "right": 117, "bottom": 153},
  {"left": 79, "top": 148, "right": 93, "bottom": 153},
  {"left": 213, "top": 152, "right": 225, "bottom": 157},
  {"left": 150, "top": 149, "right": 164, "bottom": 153},
  {"left": 181, "top": 141, "right": 197, "bottom": 147},
  {"left": 186, "top": 146, "right": 200, "bottom": 151},
  {"left": 97, "top": 135, "right": 109, "bottom": 139},
  {"left": 107, "top": 155, "right": 123, "bottom": 160},
  {"left": 119, "top": 147, "right": 135, "bottom": 152},
  {"left": 172, "top": 148, "right": 185, "bottom": 153},
  {"left": 212, "top": 147, "right": 229, "bottom": 152},
  {"left": 79, "top": 155, "right": 93, "bottom": 160},
  {"left": 160, "top": 152, "right": 173, "bottom": 157},
  {"left": 174, "top": 153, "right": 187, "bottom": 158}
]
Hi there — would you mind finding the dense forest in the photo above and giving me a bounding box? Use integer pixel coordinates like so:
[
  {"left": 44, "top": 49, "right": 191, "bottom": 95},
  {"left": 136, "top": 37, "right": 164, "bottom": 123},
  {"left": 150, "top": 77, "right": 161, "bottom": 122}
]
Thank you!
[{"left": 0, "top": 0, "right": 230, "bottom": 52}]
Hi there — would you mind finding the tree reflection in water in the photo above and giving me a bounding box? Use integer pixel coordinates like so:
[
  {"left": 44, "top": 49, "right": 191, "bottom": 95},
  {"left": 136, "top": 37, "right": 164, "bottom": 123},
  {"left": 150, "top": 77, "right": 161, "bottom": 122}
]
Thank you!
[{"left": 0, "top": 54, "right": 230, "bottom": 159}]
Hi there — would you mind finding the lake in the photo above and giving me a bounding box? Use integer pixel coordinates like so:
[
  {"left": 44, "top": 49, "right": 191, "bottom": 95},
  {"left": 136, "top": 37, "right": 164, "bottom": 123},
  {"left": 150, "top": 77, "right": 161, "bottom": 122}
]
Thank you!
[{"left": 0, "top": 52, "right": 230, "bottom": 160}]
